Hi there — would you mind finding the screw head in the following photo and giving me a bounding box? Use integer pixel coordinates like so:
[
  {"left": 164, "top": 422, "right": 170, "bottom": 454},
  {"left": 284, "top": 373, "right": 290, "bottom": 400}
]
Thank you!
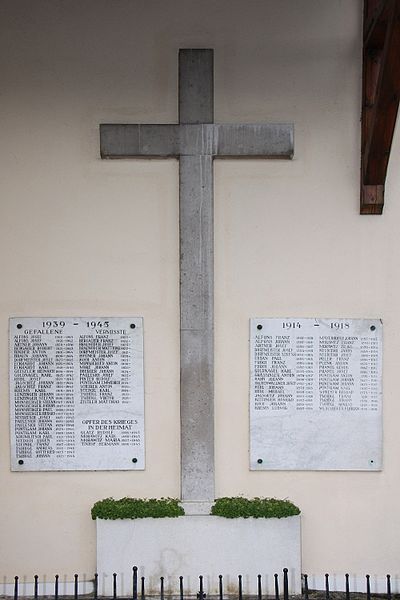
[
  {"left": 18, "top": 459, "right": 24, "bottom": 465},
  {"left": 370, "top": 325, "right": 376, "bottom": 331},
  {"left": 132, "top": 458, "right": 138, "bottom": 463},
  {"left": 257, "top": 324, "right": 263, "bottom": 330},
  {"left": 130, "top": 323, "right": 136, "bottom": 329},
  {"left": 257, "top": 458, "right": 263, "bottom": 464},
  {"left": 17, "top": 324, "right": 22, "bottom": 329}
]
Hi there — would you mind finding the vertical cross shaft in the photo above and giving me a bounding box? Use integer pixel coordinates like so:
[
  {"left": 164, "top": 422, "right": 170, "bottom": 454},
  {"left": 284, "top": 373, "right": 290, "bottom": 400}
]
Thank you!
[
  {"left": 99, "top": 49, "right": 294, "bottom": 513},
  {"left": 179, "top": 50, "right": 215, "bottom": 510}
]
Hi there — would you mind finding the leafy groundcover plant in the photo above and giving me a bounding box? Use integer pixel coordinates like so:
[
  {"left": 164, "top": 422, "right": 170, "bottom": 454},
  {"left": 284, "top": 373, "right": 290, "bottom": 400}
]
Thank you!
[
  {"left": 91, "top": 497, "right": 184, "bottom": 520},
  {"left": 211, "top": 497, "right": 300, "bottom": 519}
]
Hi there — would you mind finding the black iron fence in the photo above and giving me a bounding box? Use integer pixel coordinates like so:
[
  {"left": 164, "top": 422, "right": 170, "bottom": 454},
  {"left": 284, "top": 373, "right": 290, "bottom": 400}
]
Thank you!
[{"left": 9, "top": 569, "right": 395, "bottom": 600}]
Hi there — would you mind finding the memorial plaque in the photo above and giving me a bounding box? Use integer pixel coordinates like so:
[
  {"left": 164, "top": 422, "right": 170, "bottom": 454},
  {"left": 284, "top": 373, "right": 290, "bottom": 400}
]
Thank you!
[
  {"left": 10, "top": 317, "right": 144, "bottom": 471},
  {"left": 250, "top": 318, "right": 382, "bottom": 470}
]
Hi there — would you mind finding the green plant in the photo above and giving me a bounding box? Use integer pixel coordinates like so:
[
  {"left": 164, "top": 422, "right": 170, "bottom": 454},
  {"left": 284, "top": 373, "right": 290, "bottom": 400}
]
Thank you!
[
  {"left": 211, "top": 497, "right": 300, "bottom": 519},
  {"left": 91, "top": 497, "right": 184, "bottom": 520}
]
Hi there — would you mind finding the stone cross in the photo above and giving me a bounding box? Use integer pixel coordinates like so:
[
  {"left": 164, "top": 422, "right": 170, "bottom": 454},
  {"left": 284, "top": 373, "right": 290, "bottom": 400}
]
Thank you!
[{"left": 100, "top": 49, "right": 294, "bottom": 514}]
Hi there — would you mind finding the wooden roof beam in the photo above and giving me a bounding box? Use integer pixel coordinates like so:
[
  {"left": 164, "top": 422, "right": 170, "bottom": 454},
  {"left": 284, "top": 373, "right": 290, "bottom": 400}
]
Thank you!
[
  {"left": 361, "top": 0, "right": 400, "bottom": 214},
  {"left": 364, "top": 0, "right": 389, "bottom": 48}
]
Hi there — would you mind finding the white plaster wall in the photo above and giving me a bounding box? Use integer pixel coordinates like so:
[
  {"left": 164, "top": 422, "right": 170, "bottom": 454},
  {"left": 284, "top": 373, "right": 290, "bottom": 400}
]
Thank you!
[{"left": 1, "top": 0, "right": 399, "bottom": 587}]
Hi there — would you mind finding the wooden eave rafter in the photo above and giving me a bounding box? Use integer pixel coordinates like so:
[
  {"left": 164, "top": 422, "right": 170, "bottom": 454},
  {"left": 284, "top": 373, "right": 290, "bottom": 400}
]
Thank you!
[{"left": 361, "top": 0, "right": 400, "bottom": 214}]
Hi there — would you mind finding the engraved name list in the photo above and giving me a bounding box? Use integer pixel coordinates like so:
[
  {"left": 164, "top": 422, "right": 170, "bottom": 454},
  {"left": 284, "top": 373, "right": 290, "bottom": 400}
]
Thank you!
[{"left": 10, "top": 317, "right": 144, "bottom": 471}]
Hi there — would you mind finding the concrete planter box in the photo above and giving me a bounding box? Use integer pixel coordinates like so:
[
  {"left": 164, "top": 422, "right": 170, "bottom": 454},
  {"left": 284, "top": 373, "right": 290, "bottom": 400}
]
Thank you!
[{"left": 96, "top": 515, "right": 301, "bottom": 596}]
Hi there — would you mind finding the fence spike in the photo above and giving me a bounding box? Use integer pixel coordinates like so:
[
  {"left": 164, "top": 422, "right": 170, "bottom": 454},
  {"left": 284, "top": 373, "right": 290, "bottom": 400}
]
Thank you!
[
  {"left": 325, "top": 573, "right": 329, "bottom": 600},
  {"left": 94, "top": 573, "right": 98, "bottom": 600},
  {"left": 141, "top": 576, "right": 145, "bottom": 600},
  {"left": 14, "top": 576, "right": 18, "bottom": 600},
  {"left": 219, "top": 575, "right": 223, "bottom": 600},
  {"left": 303, "top": 574, "right": 309, "bottom": 600},
  {"left": 74, "top": 574, "right": 78, "bottom": 600},
  {"left": 132, "top": 567, "right": 138, "bottom": 600},
  {"left": 160, "top": 576, "right": 164, "bottom": 600},
  {"left": 113, "top": 572, "right": 117, "bottom": 600},
  {"left": 180, "top": 576, "right": 184, "bottom": 600},
  {"left": 283, "top": 569, "right": 289, "bottom": 600},
  {"left": 387, "top": 574, "right": 392, "bottom": 600},
  {"left": 238, "top": 574, "right": 243, "bottom": 600},
  {"left": 199, "top": 575, "right": 204, "bottom": 600},
  {"left": 34, "top": 575, "right": 39, "bottom": 600},
  {"left": 273, "top": 573, "right": 279, "bottom": 600},
  {"left": 257, "top": 574, "right": 262, "bottom": 600},
  {"left": 55, "top": 574, "right": 59, "bottom": 600},
  {"left": 345, "top": 573, "right": 350, "bottom": 600},
  {"left": 366, "top": 574, "right": 371, "bottom": 600}
]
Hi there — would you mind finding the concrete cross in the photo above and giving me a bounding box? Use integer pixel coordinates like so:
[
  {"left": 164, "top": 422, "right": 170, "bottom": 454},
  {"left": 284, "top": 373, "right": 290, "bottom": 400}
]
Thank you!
[{"left": 100, "top": 49, "right": 294, "bottom": 514}]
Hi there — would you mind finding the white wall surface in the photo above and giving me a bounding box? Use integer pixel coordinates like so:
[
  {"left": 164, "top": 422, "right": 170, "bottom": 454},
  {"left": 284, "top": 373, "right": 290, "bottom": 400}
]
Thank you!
[{"left": 1, "top": 0, "right": 399, "bottom": 587}]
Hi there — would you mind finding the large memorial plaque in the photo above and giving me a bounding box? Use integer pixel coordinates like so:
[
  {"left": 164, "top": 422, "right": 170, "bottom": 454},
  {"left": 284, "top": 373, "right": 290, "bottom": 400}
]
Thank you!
[
  {"left": 250, "top": 318, "right": 382, "bottom": 470},
  {"left": 10, "top": 317, "right": 144, "bottom": 471}
]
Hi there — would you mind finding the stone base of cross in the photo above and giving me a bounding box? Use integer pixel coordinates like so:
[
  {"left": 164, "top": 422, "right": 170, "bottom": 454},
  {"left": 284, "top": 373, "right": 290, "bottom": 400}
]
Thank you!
[{"left": 100, "top": 49, "right": 294, "bottom": 514}]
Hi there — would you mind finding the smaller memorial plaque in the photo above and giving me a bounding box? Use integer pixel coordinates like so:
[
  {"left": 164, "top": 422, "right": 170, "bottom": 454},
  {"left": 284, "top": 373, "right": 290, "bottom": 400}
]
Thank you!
[
  {"left": 10, "top": 317, "right": 144, "bottom": 471},
  {"left": 250, "top": 318, "right": 382, "bottom": 470}
]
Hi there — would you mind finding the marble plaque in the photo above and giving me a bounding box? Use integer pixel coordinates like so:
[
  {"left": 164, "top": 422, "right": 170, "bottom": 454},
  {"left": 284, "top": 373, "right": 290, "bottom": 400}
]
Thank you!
[
  {"left": 250, "top": 318, "right": 382, "bottom": 470},
  {"left": 10, "top": 317, "right": 144, "bottom": 471}
]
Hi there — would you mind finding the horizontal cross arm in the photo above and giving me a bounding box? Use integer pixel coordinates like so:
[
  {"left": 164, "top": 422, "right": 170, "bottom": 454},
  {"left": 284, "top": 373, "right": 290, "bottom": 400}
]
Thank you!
[
  {"left": 214, "top": 123, "right": 294, "bottom": 158},
  {"left": 100, "top": 124, "right": 217, "bottom": 158},
  {"left": 100, "top": 123, "right": 294, "bottom": 158},
  {"left": 100, "top": 124, "right": 180, "bottom": 158}
]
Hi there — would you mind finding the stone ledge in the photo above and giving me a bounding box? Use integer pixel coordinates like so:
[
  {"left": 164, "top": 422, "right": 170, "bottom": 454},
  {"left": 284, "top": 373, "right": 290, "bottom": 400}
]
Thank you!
[{"left": 96, "top": 515, "right": 301, "bottom": 596}]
